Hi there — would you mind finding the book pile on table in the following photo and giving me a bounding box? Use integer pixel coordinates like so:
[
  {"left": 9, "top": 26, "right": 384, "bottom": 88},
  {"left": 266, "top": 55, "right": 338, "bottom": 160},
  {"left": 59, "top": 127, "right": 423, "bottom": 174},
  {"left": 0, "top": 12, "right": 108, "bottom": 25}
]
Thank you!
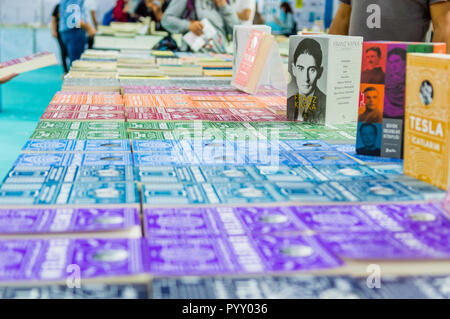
[{"left": 0, "top": 48, "right": 449, "bottom": 299}]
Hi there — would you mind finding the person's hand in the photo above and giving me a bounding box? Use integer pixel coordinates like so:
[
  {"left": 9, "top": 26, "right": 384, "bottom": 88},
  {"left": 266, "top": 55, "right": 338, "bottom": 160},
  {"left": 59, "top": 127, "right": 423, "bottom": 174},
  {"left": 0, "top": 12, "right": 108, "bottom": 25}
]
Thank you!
[
  {"left": 0, "top": 67, "right": 18, "bottom": 84},
  {"left": 214, "top": 0, "right": 227, "bottom": 8},
  {"left": 189, "top": 21, "right": 204, "bottom": 36},
  {"left": 52, "top": 30, "right": 58, "bottom": 38},
  {"left": 86, "top": 26, "right": 97, "bottom": 38}
]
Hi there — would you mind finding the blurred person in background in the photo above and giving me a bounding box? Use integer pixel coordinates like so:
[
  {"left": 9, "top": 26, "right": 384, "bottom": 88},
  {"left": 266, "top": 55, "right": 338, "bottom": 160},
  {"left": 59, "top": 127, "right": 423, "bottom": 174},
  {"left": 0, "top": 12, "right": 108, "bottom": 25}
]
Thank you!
[
  {"left": 59, "top": 0, "right": 97, "bottom": 66},
  {"left": 329, "top": 0, "right": 450, "bottom": 53},
  {"left": 113, "top": 0, "right": 138, "bottom": 22},
  {"left": 85, "top": 0, "right": 98, "bottom": 48},
  {"left": 253, "top": 2, "right": 265, "bottom": 25},
  {"left": 161, "top": 0, "right": 239, "bottom": 53},
  {"left": 51, "top": 4, "right": 69, "bottom": 73},
  {"left": 235, "top": 0, "right": 256, "bottom": 25},
  {"left": 275, "top": 1, "right": 296, "bottom": 36},
  {"left": 135, "top": 0, "right": 171, "bottom": 31}
]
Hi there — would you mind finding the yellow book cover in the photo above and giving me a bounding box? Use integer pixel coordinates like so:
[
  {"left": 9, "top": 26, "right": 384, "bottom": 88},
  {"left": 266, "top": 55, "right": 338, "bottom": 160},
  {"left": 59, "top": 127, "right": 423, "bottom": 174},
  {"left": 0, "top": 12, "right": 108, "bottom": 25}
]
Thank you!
[{"left": 404, "top": 53, "right": 450, "bottom": 190}]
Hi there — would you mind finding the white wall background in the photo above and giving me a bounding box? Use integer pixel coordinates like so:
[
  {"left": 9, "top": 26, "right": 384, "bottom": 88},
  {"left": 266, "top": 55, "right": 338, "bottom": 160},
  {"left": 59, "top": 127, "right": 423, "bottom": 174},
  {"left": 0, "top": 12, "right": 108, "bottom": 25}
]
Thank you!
[{"left": 0, "top": 0, "right": 117, "bottom": 26}]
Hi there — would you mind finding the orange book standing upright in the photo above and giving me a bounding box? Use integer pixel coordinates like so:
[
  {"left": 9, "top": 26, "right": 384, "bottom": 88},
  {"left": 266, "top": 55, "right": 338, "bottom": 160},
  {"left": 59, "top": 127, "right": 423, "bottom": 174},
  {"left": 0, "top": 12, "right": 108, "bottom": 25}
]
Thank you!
[{"left": 404, "top": 53, "right": 450, "bottom": 190}]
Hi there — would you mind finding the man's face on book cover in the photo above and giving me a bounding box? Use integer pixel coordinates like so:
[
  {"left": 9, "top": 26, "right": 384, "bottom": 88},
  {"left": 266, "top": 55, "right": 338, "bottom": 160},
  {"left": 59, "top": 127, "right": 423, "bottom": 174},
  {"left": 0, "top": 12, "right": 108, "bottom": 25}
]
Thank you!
[
  {"left": 365, "top": 89, "right": 379, "bottom": 111},
  {"left": 292, "top": 53, "right": 322, "bottom": 96},
  {"left": 361, "top": 125, "right": 377, "bottom": 149},
  {"left": 366, "top": 49, "right": 381, "bottom": 69}
]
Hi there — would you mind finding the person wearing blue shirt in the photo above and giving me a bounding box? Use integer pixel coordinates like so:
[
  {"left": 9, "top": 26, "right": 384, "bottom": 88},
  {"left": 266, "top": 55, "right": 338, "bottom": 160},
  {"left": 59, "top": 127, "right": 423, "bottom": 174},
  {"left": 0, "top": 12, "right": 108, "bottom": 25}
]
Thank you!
[
  {"left": 59, "top": 0, "right": 97, "bottom": 66},
  {"left": 275, "top": 2, "right": 296, "bottom": 36}
]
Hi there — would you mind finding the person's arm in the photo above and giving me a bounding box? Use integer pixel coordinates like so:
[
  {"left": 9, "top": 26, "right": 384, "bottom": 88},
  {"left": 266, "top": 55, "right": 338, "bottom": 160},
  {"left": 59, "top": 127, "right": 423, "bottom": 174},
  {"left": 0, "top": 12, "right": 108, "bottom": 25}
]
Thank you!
[
  {"left": 161, "top": 0, "right": 191, "bottom": 34},
  {"left": 51, "top": 16, "right": 58, "bottom": 38},
  {"left": 329, "top": 2, "right": 351, "bottom": 35},
  {"left": 80, "top": 20, "right": 97, "bottom": 37},
  {"left": 216, "top": 0, "right": 240, "bottom": 33},
  {"left": 237, "top": 9, "right": 252, "bottom": 21},
  {"left": 0, "top": 66, "right": 18, "bottom": 85},
  {"left": 150, "top": 3, "right": 164, "bottom": 22},
  {"left": 90, "top": 10, "right": 98, "bottom": 28},
  {"left": 430, "top": 1, "right": 450, "bottom": 53}
]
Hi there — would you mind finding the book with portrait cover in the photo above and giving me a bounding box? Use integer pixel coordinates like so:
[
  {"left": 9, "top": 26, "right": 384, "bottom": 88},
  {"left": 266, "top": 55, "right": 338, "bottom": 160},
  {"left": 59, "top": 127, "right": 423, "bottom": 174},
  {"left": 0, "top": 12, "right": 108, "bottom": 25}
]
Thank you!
[
  {"left": 403, "top": 53, "right": 450, "bottom": 190},
  {"left": 356, "top": 41, "right": 446, "bottom": 159},
  {"left": 287, "top": 35, "right": 363, "bottom": 125}
]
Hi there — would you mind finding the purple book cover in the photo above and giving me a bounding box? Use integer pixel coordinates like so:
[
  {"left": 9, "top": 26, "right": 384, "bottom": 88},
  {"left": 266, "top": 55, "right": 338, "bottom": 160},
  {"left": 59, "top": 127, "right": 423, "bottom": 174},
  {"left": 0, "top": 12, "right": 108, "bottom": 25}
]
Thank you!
[
  {"left": 318, "top": 231, "right": 450, "bottom": 260},
  {"left": 144, "top": 206, "right": 303, "bottom": 238},
  {"left": 142, "top": 234, "right": 342, "bottom": 276},
  {"left": 0, "top": 239, "right": 144, "bottom": 282},
  {"left": 0, "top": 208, "right": 140, "bottom": 234},
  {"left": 365, "top": 203, "right": 450, "bottom": 233},
  {"left": 144, "top": 207, "right": 234, "bottom": 237},
  {"left": 290, "top": 203, "right": 450, "bottom": 235},
  {"left": 290, "top": 205, "right": 385, "bottom": 233}
]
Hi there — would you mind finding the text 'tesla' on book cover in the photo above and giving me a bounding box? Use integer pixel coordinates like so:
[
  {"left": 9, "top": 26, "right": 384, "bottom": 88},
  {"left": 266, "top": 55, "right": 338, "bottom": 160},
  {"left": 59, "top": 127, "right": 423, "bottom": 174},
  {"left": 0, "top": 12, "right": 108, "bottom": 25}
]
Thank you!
[
  {"left": 287, "top": 35, "right": 363, "bottom": 125},
  {"left": 404, "top": 53, "right": 450, "bottom": 190}
]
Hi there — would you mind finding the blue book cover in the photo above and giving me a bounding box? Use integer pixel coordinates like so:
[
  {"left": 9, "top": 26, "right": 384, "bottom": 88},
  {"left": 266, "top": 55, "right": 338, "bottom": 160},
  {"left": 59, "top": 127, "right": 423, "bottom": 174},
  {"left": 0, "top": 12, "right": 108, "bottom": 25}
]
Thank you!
[
  {"left": 14, "top": 153, "right": 133, "bottom": 167},
  {"left": 152, "top": 275, "right": 450, "bottom": 299},
  {"left": 0, "top": 182, "right": 139, "bottom": 205},
  {"left": 2, "top": 165, "right": 135, "bottom": 185}
]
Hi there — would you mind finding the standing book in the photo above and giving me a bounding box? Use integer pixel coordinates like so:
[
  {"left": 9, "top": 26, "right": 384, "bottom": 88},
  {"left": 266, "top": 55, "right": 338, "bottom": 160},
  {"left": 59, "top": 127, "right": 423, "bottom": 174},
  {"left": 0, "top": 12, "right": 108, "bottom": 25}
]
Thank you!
[
  {"left": 287, "top": 35, "right": 363, "bottom": 125},
  {"left": 403, "top": 53, "right": 450, "bottom": 190},
  {"left": 232, "top": 30, "right": 275, "bottom": 94},
  {"left": 356, "top": 41, "right": 446, "bottom": 158}
]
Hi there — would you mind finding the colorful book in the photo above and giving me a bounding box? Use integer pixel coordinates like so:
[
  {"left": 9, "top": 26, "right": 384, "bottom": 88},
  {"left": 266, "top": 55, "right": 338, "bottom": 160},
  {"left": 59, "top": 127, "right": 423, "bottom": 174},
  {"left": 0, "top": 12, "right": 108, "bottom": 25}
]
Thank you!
[
  {"left": 356, "top": 41, "right": 446, "bottom": 158},
  {"left": 3, "top": 165, "right": 135, "bottom": 184},
  {"left": 232, "top": 30, "right": 275, "bottom": 94},
  {"left": 0, "top": 207, "right": 141, "bottom": 239},
  {"left": 287, "top": 35, "right": 363, "bottom": 125},
  {"left": 142, "top": 235, "right": 342, "bottom": 276},
  {"left": 0, "top": 239, "right": 147, "bottom": 285},
  {"left": 0, "top": 182, "right": 140, "bottom": 206},
  {"left": 403, "top": 53, "right": 450, "bottom": 190}
]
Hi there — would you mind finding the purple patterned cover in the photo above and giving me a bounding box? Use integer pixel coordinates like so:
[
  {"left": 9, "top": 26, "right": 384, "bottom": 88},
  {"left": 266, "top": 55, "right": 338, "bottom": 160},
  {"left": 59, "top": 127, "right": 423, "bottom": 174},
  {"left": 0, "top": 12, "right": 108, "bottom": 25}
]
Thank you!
[
  {"left": 142, "top": 234, "right": 343, "bottom": 276},
  {"left": 0, "top": 239, "right": 144, "bottom": 282},
  {"left": 0, "top": 208, "right": 140, "bottom": 234},
  {"left": 144, "top": 203, "right": 450, "bottom": 237},
  {"left": 291, "top": 203, "right": 450, "bottom": 234},
  {"left": 144, "top": 206, "right": 301, "bottom": 237},
  {"left": 318, "top": 231, "right": 450, "bottom": 259}
]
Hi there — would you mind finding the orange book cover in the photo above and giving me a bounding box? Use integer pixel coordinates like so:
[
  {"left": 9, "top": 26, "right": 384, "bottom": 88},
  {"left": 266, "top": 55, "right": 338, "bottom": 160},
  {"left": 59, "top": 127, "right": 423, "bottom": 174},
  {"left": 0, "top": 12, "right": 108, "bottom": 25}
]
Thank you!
[{"left": 404, "top": 53, "right": 450, "bottom": 190}]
